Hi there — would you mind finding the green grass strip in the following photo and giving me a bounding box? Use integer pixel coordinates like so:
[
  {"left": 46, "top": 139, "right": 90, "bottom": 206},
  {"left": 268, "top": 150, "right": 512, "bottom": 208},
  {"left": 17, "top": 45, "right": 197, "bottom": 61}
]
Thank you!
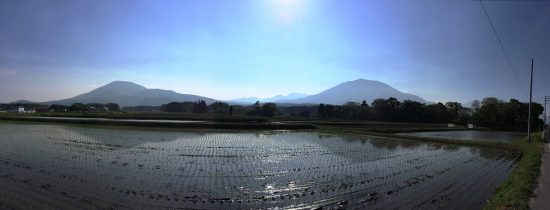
[{"left": 483, "top": 133, "right": 543, "bottom": 210}]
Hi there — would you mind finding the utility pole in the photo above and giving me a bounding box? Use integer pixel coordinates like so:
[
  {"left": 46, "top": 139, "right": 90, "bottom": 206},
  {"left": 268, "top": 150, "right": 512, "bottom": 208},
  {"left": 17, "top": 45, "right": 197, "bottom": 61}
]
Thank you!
[
  {"left": 528, "top": 59, "right": 533, "bottom": 142},
  {"left": 545, "top": 96, "right": 550, "bottom": 128},
  {"left": 545, "top": 96, "right": 550, "bottom": 141}
]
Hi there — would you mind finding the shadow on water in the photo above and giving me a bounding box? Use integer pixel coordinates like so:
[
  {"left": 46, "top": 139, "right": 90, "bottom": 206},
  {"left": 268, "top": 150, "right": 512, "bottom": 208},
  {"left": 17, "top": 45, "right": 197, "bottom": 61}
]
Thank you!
[
  {"left": 367, "top": 137, "right": 422, "bottom": 150},
  {"left": 398, "top": 130, "right": 525, "bottom": 143},
  {"left": 468, "top": 146, "right": 516, "bottom": 161},
  {"left": 62, "top": 126, "right": 182, "bottom": 148},
  {"left": 336, "top": 133, "right": 460, "bottom": 152}
]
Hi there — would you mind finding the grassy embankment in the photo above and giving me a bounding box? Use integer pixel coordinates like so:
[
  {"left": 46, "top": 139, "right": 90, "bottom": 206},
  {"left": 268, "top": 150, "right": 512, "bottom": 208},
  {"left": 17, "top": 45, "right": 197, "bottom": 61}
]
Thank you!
[
  {"left": 0, "top": 112, "right": 317, "bottom": 129},
  {"left": 2, "top": 112, "right": 268, "bottom": 122},
  {"left": 308, "top": 121, "right": 486, "bottom": 133},
  {"left": 483, "top": 133, "right": 543, "bottom": 210},
  {"left": 0, "top": 112, "right": 472, "bottom": 132}
]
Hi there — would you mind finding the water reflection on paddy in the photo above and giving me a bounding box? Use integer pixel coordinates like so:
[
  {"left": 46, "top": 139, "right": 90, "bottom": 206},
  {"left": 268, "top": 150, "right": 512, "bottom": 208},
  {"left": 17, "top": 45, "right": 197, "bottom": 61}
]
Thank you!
[
  {"left": 398, "top": 130, "right": 525, "bottom": 143},
  {"left": 0, "top": 123, "right": 516, "bottom": 209}
]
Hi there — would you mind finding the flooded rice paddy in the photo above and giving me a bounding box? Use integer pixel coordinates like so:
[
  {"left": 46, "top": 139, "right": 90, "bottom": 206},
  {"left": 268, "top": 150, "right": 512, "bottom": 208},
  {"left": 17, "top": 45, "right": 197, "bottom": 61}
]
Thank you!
[
  {"left": 24, "top": 116, "right": 205, "bottom": 123},
  {"left": 0, "top": 123, "right": 516, "bottom": 209},
  {"left": 398, "top": 130, "right": 525, "bottom": 143}
]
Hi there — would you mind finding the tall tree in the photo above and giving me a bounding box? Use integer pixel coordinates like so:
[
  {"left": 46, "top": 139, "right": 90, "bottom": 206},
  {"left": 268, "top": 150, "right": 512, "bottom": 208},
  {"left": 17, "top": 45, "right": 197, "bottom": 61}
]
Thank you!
[
  {"left": 193, "top": 100, "right": 208, "bottom": 113},
  {"left": 371, "top": 98, "right": 390, "bottom": 120},
  {"left": 317, "top": 103, "right": 326, "bottom": 118},
  {"left": 209, "top": 102, "right": 230, "bottom": 114},
  {"left": 106, "top": 103, "right": 120, "bottom": 112},
  {"left": 445, "top": 102, "right": 463, "bottom": 122},
  {"left": 471, "top": 100, "right": 481, "bottom": 111},
  {"left": 69, "top": 103, "right": 87, "bottom": 112},
  {"left": 400, "top": 100, "right": 425, "bottom": 122},
  {"left": 360, "top": 100, "right": 370, "bottom": 120},
  {"left": 261, "top": 103, "right": 278, "bottom": 117}
]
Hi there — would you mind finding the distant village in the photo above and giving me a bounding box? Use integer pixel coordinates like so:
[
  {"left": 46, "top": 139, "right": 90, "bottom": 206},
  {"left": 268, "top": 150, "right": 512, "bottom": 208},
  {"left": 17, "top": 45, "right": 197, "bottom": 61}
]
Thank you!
[
  {"left": 0, "top": 103, "right": 120, "bottom": 113},
  {"left": 0, "top": 106, "right": 37, "bottom": 113}
]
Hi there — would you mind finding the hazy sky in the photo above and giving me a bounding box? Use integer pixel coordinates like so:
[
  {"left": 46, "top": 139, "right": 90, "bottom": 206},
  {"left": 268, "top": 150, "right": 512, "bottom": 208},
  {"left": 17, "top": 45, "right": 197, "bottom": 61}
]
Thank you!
[{"left": 1, "top": 0, "right": 549, "bottom": 104}]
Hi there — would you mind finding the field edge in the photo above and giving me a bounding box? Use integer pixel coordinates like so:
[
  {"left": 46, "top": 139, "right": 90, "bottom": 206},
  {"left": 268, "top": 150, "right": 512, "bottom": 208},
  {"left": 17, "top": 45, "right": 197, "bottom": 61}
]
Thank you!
[
  {"left": 482, "top": 133, "right": 543, "bottom": 210},
  {"left": 319, "top": 126, "right": 544, "bottom": 210}
]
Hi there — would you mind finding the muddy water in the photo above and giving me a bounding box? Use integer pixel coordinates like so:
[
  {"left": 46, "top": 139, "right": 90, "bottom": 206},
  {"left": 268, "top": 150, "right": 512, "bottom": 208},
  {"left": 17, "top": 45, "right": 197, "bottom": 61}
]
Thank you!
[
  {"left": 398, "top": 130, "right": 525, "bottom": 143},
  {"left": 0, "top": 123, "right": 516, "bottom": 209}
]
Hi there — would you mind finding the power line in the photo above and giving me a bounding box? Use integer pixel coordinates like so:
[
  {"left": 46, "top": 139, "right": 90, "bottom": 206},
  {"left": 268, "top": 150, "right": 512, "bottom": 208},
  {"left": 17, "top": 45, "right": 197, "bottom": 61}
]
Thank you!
[{"left": 479, "top": 0, "right": 528, "bottom": 96}]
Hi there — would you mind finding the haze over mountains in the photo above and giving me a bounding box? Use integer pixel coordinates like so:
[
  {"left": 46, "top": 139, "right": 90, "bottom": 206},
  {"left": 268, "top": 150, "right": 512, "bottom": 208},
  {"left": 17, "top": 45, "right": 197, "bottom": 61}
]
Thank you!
[
  {"left": 230, "top": 93, "right": 309, "bottom": 104},
  {"left": 14, "top": 79, "right": 427, "bottom": 107}
]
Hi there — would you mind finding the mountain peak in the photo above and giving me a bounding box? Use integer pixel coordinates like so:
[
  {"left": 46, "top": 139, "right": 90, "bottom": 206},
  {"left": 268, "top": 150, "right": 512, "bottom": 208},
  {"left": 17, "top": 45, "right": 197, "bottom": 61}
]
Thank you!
[
  {"left": 90, "top": 81, "right": 147, "bottom": 96},
  {"left": 47, "top": 81, "right": 215, "bottom": 107},
  {"left": 277, "top": 79, "right": 426, "bottom": 105},
  {"left": 102, "top": 81, "right": 146, "bottom": 89},
  {"left": 352, "top": 78, "right": 375, "bottom": 82},
  {"left": 347, "top": 79, "right": 384, "bottom": 85}
]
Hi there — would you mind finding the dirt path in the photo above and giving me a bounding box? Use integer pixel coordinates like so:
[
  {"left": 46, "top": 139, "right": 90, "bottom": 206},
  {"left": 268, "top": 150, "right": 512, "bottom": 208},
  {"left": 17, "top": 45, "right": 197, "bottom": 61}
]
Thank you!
[{"left": 531, "top": 143, "right": 550, "bottom": 210}]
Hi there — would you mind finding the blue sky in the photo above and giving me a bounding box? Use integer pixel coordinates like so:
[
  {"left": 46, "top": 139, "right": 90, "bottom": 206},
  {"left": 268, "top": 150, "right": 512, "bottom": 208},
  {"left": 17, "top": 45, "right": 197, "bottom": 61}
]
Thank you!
[{"left": 1, "top": 0, "right": 549, "bottom": 104}]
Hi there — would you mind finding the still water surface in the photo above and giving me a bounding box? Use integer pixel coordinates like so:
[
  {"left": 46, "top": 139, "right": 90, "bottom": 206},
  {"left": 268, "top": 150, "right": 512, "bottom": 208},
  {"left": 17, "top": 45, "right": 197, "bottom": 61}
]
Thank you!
[
  {"left": 0, "top": 123, "right": 516, "bottom": 209},
  {"left": 398, "top": 130, "right": 525, "bottom": 143}
]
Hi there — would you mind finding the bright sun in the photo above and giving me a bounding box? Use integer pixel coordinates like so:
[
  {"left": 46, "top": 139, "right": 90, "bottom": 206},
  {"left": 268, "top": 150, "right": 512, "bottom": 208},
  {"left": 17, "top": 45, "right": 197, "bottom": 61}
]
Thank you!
[
  {"left": 276, "top": 0, "right": 298, "bottom": 7},
  {"left": 271, "top": 0, "right": 303, "bottom": 24}
]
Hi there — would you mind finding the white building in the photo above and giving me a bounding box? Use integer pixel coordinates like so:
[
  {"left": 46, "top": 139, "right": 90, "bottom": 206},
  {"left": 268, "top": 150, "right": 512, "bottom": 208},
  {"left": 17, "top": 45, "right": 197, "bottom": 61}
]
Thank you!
[{"left": 15, "top": 106, "right": 35, "bottom": 113}]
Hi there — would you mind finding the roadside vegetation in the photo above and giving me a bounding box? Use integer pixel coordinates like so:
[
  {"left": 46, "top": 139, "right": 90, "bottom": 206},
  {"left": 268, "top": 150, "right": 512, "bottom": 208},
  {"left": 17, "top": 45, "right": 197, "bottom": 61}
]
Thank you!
[{"left": 483, "top": 133, "right": 543, "bottom": 210}]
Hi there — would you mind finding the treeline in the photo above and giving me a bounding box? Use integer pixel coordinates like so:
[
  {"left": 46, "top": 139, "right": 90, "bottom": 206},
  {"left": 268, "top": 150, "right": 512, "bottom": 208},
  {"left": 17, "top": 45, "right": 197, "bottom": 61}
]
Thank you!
[
  {"left": 4, "top": 97, "right": 542, "bottom": 131},
  {"left": 313, "top": 97, "right": 543, "bottom": 130},
  {"left": 316, "top": 98, "right": 465, "bottom": 124},
  {"left": 160, "top": 101, "right": 279, "bottom": 117},
  {"left": 471, "top": 97, "right": 543, "bottom": 130},
  {"left": 158, "top": 98, "right": 464, "bottom": 124},
  {"left": 147, "top": 97, "right": 545, "bottom": 130},
  {"left": 161, "top": 101, "right": 209, "bottom": 113},
  {"left": 121, "top": 106, "right": 161, "bottom": 112},
  {"left": 51, "top": 103, "right": 121, "bottom": 112}
]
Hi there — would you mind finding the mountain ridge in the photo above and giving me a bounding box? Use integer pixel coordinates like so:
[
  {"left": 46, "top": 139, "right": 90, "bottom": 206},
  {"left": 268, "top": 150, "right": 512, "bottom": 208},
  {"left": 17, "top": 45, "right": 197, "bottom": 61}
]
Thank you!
[
  {"left": 11, "top": 79, "right": 428, "bottom": 106},
  {"left": 46, "top": 81, "right": 216, "bottom": 107},
  {"left": 277, "top": 79, "right": 426, "bottom": 105}
]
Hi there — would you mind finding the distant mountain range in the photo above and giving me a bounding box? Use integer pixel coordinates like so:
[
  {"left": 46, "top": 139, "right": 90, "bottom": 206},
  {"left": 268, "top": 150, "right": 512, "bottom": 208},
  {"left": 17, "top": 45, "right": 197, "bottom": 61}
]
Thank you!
[
  {"left": 10, "top": 100, "right": 35, "bottom": 104},
  {"left": 45, "top": 81, "right": 216, "bottom": 107},
  {"left": 230, "top": 93, "right": 309, "bottom": 104},
  {"left": 11, "top": 79, "right": 428, "bottom": 107},
  {"left": 277, "top": 79, "right": 426, "bottom": 105}
]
